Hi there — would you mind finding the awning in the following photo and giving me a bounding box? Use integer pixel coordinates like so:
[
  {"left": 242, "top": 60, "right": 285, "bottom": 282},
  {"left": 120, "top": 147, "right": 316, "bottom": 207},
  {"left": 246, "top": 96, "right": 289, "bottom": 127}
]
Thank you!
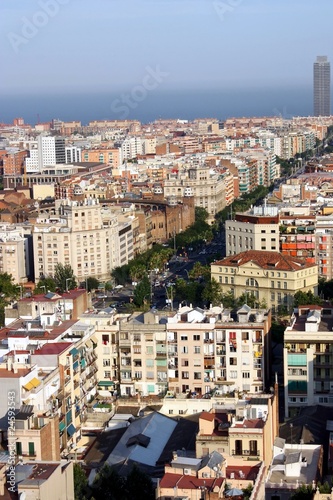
[
  {"left": 59, "top": 421, "right": 66, "bottom": 433},
  {"left": 98, "top": 381, "right": 115, "bottom": 387},
  {"left": 67, "top": 424, "right": 76, "bottom": 437},
  {"left": 30, "top": 378, "right": 41, "bottom": 388},
  {"left": 23, "top": 381, "right": 33, "bottom": 391},
  {"left": 81, "top": 359, "right": 86, "bottom": 368},
  {"left": 90, "top": 335, "right": 98, "bottom": 345},
  {"left": 23, "top": 378, "right": 40, "bottom": 391},
  {"left": 70, "top": 347, "right": 79, "bottom": 356},
  {"left": 73, "top": 360, "right": 79, "bottom": 370}
]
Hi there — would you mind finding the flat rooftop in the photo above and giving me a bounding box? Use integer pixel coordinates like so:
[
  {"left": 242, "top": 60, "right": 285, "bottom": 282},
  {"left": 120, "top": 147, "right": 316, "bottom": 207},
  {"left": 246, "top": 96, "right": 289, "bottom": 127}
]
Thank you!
[{"left": 267, "top": 445, "right": 322, "bottom": 488}]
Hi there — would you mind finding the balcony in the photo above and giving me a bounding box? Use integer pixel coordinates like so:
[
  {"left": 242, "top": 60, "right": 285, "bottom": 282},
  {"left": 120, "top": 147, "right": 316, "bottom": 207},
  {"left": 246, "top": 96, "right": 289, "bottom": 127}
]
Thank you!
[
  {"left": 232, "top": 449, "right": 259, "bottom": 458},
  {"left": 156, "top": 352, "right": 167, "bottom": 358},
  {"left": 169, "top": 377, "right": 179, "bottom": 382},
  {"left": 216, "top": 349, "right": 226, "bottom": 355}
]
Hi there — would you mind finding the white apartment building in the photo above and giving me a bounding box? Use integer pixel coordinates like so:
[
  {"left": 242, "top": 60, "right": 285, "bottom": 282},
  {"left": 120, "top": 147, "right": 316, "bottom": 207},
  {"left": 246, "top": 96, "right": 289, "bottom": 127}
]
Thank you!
[
  {"left": 25, "top": 136, "right": 66, "bottom": 173},
  {"left": 284, "top": 305, "right": 333, "bottom": 419},
  {"left": 226, "top": 207, "right": 280, "bottom": 256},
  {"left": 65, "top": 145, "right": 82, "bottom": 163},
  {"left": 32, "top": 198, "right": 131, "bottom": 281},
  {"left": 121, "top": 137, "right": 143, "bottom": 160}
]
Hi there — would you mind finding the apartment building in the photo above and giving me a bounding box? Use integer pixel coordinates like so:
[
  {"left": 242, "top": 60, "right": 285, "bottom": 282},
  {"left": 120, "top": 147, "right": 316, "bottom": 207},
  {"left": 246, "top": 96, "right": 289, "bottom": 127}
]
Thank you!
[
  {"left": 2, "top": 149, "right": 28, "bottom": 176},
  {"left": 81, "top": 147, "right": 121, "bottom": 167},
  {"left": 212, "top": 250, "right": 318, "bottom": 313},
  {"left": 13, "top": 407, "right": 60, "bottom": 461},
  {"left": 105, "top": 305, "right": 271, "bottom": 398},
  {"left": 315, "top": 215, "right": 333, "bottom": 279},
  {"left": 164, "top": 166, "right": 227, "bottom": 217},
  {"left": 284, "top": 305, "right": 333, "bottom": 418},
  {"left": 225, "top": 207, "right": 280, "bottom": 256},
  {"left": 0, "top": 224, "right": 27, "bottom": 283},
  {"left": 32, "top": 198, "right": 127, "bottom": 281},
  {"left": 16, "top": 461, "right": 74, "bottom": 500},
  {"left": 196, "top": 394, "right": 279, "bottom": 468},
  {"left": 25, "top": 136, "right": 66, "bottom": 173}
]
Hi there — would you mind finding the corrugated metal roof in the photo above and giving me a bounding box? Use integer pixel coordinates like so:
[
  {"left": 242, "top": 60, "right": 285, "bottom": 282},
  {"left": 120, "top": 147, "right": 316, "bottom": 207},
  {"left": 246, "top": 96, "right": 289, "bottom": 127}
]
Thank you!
[{"left": 107, "top": 412, "right": 177, "bottom": 467}]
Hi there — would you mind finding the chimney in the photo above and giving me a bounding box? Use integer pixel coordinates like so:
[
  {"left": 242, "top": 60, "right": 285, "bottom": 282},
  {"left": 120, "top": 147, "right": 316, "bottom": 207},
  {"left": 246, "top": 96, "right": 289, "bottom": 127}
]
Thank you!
[
  {"left": 7, "top": 356, "right": 13, "bottom": 372},
  {"left": 172, "top": 451, "right": 178, "bottom": 461}
]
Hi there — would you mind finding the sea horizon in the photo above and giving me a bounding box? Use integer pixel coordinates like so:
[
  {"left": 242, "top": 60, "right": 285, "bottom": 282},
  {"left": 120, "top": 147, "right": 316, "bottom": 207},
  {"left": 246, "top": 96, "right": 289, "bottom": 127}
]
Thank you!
[{"left": 0, "top": 86, "right": 318, "bottom": 126}]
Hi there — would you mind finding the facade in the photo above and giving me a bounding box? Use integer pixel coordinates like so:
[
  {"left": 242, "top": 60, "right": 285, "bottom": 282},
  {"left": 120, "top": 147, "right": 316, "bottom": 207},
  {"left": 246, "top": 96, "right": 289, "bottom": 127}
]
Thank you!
[
  {"left": 104, "top": 305, "right": 271, "bottom": 398},
  {"left": 314, "top": 56, "right": 331, "bottom": 117},
  {"left": 212, "top": 250, "right": 318, "bottom": 313},
  {"left": 196, "top": 394, "right": 279, "bottom": 468},
  {"left": 225, "top": 208, "right": 280, "bottom": 256},
  {"left": 26, "top": 136, "right": 66, "bottom": 172},
  {"left": 284, "top": 305, "right": 333, "bottom": 418},
  {"left": 0, "top": 224, "right": 27, "bottom": 283},
  {"left": 164, "top": 166, "right": 227, "bottom": 216},
  {"left": 32, "top": 198, "right": 127, "bottom": 281},
  {"left": 16, "top": 461, "right": 74, "bottom": 500}
]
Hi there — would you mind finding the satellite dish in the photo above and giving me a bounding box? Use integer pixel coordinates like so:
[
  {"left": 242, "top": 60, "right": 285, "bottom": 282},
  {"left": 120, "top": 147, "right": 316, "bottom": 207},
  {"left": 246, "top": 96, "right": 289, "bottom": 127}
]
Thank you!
[{"left": 19, "top": 493, "right": 26, "bottom": 500}]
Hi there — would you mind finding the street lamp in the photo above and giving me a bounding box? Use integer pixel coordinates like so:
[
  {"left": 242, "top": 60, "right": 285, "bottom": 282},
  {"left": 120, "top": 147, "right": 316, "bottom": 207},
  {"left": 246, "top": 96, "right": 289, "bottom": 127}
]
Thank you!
[{"left": 65, "top": 278, "right": 71, "bottom": 293}]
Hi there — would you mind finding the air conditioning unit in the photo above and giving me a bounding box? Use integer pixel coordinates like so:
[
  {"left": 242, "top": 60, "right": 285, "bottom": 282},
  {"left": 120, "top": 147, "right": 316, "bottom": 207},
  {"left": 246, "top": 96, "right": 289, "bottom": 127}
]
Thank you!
[{"left": 184, "top": 468, "right": 190, "bottom": 475}]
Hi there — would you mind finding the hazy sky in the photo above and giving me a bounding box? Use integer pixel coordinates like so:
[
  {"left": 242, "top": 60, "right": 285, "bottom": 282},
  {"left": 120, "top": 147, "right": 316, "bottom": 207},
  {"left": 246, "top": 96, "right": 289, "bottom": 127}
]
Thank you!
[{"left": 1, "top": 0, "right": 333, "bottom": 95}]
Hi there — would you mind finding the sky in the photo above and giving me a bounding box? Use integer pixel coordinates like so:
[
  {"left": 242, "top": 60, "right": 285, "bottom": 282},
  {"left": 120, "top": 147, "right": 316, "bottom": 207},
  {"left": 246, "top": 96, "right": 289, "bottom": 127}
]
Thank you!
[{"left": 1, "top": 0, "right": 333, "bottom": 94}]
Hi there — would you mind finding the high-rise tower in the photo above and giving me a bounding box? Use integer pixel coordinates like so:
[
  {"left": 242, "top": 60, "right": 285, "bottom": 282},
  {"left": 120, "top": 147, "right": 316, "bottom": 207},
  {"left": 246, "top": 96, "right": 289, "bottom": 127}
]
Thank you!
[{"left": 313, "top": 56, "right": 331, "bottom": 116}]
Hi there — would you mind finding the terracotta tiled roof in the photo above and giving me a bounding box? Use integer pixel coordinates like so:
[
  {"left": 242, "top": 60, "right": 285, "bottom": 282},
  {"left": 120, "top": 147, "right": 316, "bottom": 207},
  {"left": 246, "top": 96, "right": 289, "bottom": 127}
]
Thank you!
[
  {"left": 214, "top": 250, "right": 314, "bottom": 271},
  {"left": 159, "top": 473, "right": 224, "bottom": 490}
]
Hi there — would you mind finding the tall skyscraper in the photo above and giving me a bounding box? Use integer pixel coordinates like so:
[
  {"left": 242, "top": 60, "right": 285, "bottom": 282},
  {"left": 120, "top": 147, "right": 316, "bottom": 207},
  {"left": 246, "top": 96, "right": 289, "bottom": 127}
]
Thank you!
[{"left": 313, "top": 56, "right": 331, "bottom": 116}]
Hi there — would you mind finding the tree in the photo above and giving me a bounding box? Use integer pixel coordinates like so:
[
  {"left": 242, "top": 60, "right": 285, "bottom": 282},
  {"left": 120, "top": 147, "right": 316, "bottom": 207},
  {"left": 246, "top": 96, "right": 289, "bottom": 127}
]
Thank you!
[
  {"left": 53, "top": 263, "right": 77, "bottom": 293},
  {"left": 195, "top": 207, "right": 209, "bottom": 222},
  {"left": 290, "top": 483, "right": 314, "bottom": 499},
  {"left": 86, "top": 277, "right": 99, "bottom": 293},
  {"left": 91, "top": 463, "right": 125, "bottom": 500},
  {"left": 133, "top": 275, "right": 151, "bottom": 307},
  {"left": 111, "top": 264, "right": 130, "bottom": 286},
  {"left": 0, "top": 273, "right": 20, "bottom": 326},
  {"left": 34, "top": 277, "right": 57, "bottom": 294},
  {"left": 125, "top": 464, "right": 155, "bottom": 500},
  {"left": 129, "top": 263, "right": 146, "bottom": 283},
  {"left": 237, "top": 292, "right": 258, "bottom": 308},
  {"left": 293, "top": 290, "right": 322, "bottom": 307},
  {"left": 221, "top": 290, "right": 237, "bottom": 309},
  {"left": 202, "top": 278, "right": 223, "bottom": 306},
  {"left": 73, "top": 463, "right": 88, "bottom": 500}
]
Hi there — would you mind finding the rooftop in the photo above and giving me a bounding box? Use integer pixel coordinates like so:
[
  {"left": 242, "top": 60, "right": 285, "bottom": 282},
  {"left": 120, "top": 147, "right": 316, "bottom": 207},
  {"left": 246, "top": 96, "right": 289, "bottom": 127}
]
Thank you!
[{"left": 214, "top": 250, "right": 314, "bottom": 271}]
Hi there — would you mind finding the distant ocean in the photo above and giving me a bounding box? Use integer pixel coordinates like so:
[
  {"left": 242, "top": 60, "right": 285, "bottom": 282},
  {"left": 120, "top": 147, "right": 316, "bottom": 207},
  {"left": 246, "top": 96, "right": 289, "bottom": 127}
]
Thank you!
[{"left": 0, "top": 87, "right": 315, "bottom": 125}]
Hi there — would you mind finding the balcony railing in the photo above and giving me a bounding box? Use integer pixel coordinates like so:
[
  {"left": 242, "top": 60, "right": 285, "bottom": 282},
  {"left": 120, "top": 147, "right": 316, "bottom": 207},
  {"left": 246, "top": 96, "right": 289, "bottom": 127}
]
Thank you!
[{"left": 232, "top": 449, "right": 259, "bottom": 457}]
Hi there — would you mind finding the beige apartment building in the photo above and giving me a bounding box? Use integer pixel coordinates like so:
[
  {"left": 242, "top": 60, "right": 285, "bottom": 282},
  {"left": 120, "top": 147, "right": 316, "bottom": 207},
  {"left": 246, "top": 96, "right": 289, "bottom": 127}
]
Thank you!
[
  {"left": 17, "top": 461, "right": 74, "bottom": 500},
  {"left": 164, "top": 166, "right": 227, "bottom": 217},
  {"left": 196, "top": 393, "right": 278, "bottom": 468},
  {"left": 212, "top": 250, "right": 318, "bottom": 313},
  {"left": 32, "top": 198, "right": 132, "bottom": 282},
  {"left": 0, "top": 224, "right": 27, "bottom": 283},
  {"left": 92, "top": 305, "right": 271, "bottom": 398}
]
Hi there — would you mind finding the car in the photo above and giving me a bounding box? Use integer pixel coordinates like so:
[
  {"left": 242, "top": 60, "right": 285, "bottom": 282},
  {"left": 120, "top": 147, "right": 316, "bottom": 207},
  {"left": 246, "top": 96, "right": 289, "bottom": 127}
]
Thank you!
[{"left": 97, "top": 294, "right": 107, "bottom": 299}]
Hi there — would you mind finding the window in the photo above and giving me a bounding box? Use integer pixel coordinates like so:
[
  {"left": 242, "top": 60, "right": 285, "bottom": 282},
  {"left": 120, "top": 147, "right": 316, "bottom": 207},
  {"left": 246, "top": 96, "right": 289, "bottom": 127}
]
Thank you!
[
  {"left": 193, "top": 335, "right": 200, "bottom": 341},
  {"left": 180, "top": 335, "right": 188, "bottom": 341},
  {"left": 182, "top": 371, "right": 189, "bottom": 379},
  {"left": 28, "top": 442, "right": 35, "bottom": 456},
  {"left": 242, "top": 372, "right": 250, "bottom": 378},
  {"left": 103, "top": 359, "right": 110, "bottom": 367},
  {"left": 194, "top": 346, "right": 200, "bottom": 354}
]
